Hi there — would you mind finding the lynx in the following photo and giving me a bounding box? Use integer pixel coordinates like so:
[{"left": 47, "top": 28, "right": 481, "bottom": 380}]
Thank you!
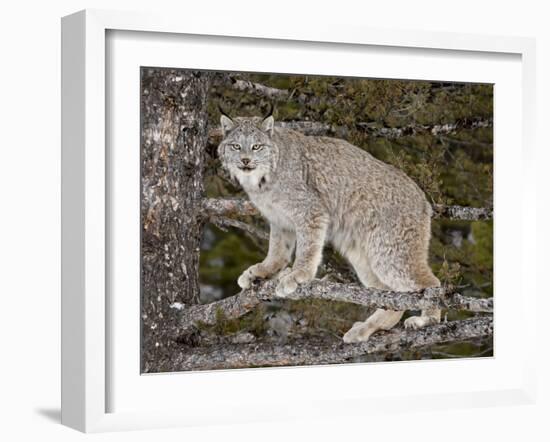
[{"left": 217, "top": 111, "right": 441, "bottom": 343}]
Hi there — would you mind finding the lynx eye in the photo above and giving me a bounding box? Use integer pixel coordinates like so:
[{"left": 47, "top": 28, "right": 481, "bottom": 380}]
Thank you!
[
  {"left": 251, "top": 144, "right": 264, "bottom": 151},
  {"left": 230, "top": 143, "right": 241, "bottom": 151}
]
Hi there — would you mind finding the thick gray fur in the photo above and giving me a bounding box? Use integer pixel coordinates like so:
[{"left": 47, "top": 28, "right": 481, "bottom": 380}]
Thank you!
[{"left": 218, "top": 115, "right": 441, "bottom": 342}]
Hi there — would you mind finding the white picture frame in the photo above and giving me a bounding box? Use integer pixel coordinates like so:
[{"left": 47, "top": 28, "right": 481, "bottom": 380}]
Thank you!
[{"left": 61, "top": 9, "right": 537, "bottom": 433}]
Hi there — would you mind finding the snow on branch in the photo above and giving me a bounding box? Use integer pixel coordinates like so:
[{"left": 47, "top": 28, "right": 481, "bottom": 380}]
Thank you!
[
  {"left": 177, "top": 279, "right": 493, "bottom": 332},
  {"left": 160, "top": 316, "right": 493, "bottom": 371}
]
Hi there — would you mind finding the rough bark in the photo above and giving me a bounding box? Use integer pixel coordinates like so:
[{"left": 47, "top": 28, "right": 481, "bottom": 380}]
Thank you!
[
  {"left": 226, "top": 75, "right": 316, "bottom": 106},
  {"left": 207, "top": 121, "right": 332, "bottom": 148},
  {"left": 202, "top": 197, "right": 259, "bottom": 218},
  {"left": 209, "top": 216, "right": 269, "bottom": 241},
  {"left": 202, "top": 197, "right": 492, "bottom": 222},
  {"left": 432, "top": 204, "right": 493, "bottom": 221},
  {"left": 141, "top": 68, "right": 211, "bottom": 370},
  {"left": 356, "top": 117, "right": 493, "bottom": 138},
  {"left": 208, "top": 118, "right": 493, "bottom": 148},
  {"left": 177, "top": 279, "right": 493, "bottom": 332},
  {"left": 275, "top": 120, "right": 333, "bottom": 135},
  {"left": 155, "top": 316, "right": 493, "bottom": 371},
  {"left": 229, "top": 77, "right": 291, "bottom": 101}
]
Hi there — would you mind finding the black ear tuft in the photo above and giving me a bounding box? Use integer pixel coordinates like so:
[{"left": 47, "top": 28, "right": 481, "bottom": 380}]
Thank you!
[
  {"left": 261, "top": 116, "right": 274, "bottom": 137},
  {"left": 218, "top": 103, "right": 233, "bottom": 120},
  {"left": 220, "top": 116, "right": 235, "bottom": 137},
  {"left": 219, "top": 104, "right": 235, "bottom": 136},
  {"left": 262, "top": 103, "right": 274, "bottom": 120},
  {"left": 261, "top": 103, "right": 275, "bottom": 136}
]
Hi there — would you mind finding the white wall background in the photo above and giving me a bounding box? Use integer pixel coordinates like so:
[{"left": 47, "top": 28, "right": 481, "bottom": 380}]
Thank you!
[{"left": 0, "top": 1, "right": 547, "bottom": 441}]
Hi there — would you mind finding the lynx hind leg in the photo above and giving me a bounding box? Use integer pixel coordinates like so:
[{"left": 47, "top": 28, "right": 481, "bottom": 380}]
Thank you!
[
  {"left": 376, "top": 261, "right": 442, "bottom": 331},
  {"left": 342, "top": 253, "right": 404, "bottom": 343},
  {"left": 369, "top": 229, "right": 441, "bottom": 332},
  {"left": 399, "top": 262, "right": 442, "bottom": 330},
  {"left": 343, "top": 308, "right": 404, "bottom": 343}
]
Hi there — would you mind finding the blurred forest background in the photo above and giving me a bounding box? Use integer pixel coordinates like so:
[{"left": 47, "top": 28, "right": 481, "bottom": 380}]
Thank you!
[{"left": 198, "top": 72, "right": 493, "bottom": 360}]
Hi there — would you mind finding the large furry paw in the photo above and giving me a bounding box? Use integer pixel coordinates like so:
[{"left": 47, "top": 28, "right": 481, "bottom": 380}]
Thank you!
[
  {"left": 275, "top": 267, "right": 292, "bottom": 281},
  {"left": 237, "top": 264, "right": 265, "bottom": 289},
  {"left": 275, "top": 268, "right": 312, "bottom": 298},
  {"left": 275, "top": 272, "right": 299, "bottom": 297},
  {"left": 404, "top": 315, "right": 438, "bottom": 330},
  {"left": 342, "top": 322, "right": 375, "bottom": 343}
]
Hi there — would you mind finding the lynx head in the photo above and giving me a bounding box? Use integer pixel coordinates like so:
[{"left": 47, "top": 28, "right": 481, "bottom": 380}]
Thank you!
[{"left": 217, "top": 107, "right": 278, "bottom": 191}]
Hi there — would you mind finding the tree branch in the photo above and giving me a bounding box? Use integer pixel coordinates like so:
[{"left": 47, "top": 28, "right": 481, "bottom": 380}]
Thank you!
[
  {"left": 222, "top": 73, "right": 492, "bottom": 138},
  {"left": 202, "top": 197, "right": 259, "bottom": 217},
  {"left": 157, "top": 316, "right": 493, "bottom": 371},
  {"left": 229, "top": 77, "right": 291, "bottom": 100},
  {"left": 202, "top": 197, "right": 492, "bottom": 222},
  {"left": 210, "top": 216, "right": 269, "bottom": 241},
  {"left": 208, "top": 118, "right": 493, "bottom": 148},
  {"left": 227, "top": 75, "right": 318, "bottom": 106},
  {"left": 275, "top": 120, "right": 332, "bottom": 135},
  {"left": 432, "top": 204, "right": 493, "bottom": 221},
  {"left": 208, "top": 121, "right": 332, "bottom": 146},
  {"left": 178, "top": 279, "right": 492, "bottom": 332},
  {"left": 356, "top": 117, "right": 493, "bottom": 138}
]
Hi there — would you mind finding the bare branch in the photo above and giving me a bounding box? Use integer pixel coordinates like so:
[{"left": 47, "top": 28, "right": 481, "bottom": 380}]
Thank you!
[
  {"left": 432, "top": 204, "right": 493, "bottom": 221},
  {"left": 158, "top": 316, "right": 493, "bottom": 371},
  {"left": 178, "top": 279, "right": 492, "bottom": 332},
  {"left": 450, "top": 293, "right": 494, "bottom": 313},
  {"left": 202, "top": 197, "right": 259, "bottom": 217},
  {"left": 356, "top": 117, "right": 492, "bottom": 139},
  {"left": 208, "top": 121, "right": 332, "bottom": 148},
  {"left": 275, "top": 120, "right": 332, "bottom": 136},
  {"left": 222, "top": 73, "right": 492, "bottom": 138},
  {"left": 208, "top": 118, "right": 493, "bottom": 149},
  {"left": 202, "top": 197, "right": 492, "bottom": 221},
  {"left": 229, "top": 78, "right": 290, "bottom": 100},
  {"left": 226, "top": 75, "right": 317, "bottom": 105},
  {"left": 210, "top": 216, "right": 269, "bottom": 241}
]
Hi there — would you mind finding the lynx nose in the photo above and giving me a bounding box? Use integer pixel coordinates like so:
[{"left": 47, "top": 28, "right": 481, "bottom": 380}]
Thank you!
[{"left": 241, "top": 158, "right": 251, "bottom": 166}]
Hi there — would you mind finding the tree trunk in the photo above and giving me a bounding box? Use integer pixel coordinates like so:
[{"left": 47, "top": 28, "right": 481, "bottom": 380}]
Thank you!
[{"left": 140, "top": 68, "right": 211, "bottom": 372}]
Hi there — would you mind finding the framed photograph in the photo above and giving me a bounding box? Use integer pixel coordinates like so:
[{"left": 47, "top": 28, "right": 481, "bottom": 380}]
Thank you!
[{"left": 61, "top": 9, "right": 537, "bottom": 432}]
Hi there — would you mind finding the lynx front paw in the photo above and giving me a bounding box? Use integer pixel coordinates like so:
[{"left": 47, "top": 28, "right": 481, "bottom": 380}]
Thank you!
[
  {"left": 275, "top": 273, "right": 298, "bottom": 297},
  {"left": 403, "top": 315, "right": 438, "bottom": 330},
  {"left": 274, "top": 269, "right": 312, "bottom": 298},
  {"left": 342, "top": 322, "right": 375, "bottom": 343},
  {"left": 275, "top": 267, "right": 292, "bottom": 280},
  {"left": 237, "top": 264, "right": 265, "bottom": 289},
  {"left": 237, "top": 271, "right": 253, "bottom": 289}
]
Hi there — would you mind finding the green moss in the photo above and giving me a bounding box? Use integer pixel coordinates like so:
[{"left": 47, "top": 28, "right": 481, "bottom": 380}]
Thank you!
[
  {"left": 285, "top": 298, "right": 372, "bottom": 335},
  {"left": 470, "top": 221, "right": 493, "bottom": 271},
  {"left": 198, "top": 304, "right": 267, "bottom": 336}
]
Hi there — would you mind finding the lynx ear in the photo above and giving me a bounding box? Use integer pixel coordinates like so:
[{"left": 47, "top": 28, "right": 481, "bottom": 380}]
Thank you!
[
  {"left": 220, "top": 115, "right": 235, "bottom": 136},
  {"left": 261, "top": 115, "right": 274, "bottom": 137}
]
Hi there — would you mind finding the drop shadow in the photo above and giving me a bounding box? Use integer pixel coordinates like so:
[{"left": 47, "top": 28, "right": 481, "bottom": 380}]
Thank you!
[{"left": 35, "top": 407, "right": 61, "bottom": 423}]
